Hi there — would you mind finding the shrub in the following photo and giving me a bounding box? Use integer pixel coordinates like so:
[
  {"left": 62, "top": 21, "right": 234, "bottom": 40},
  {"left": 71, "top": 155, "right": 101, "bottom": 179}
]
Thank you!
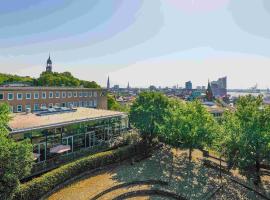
[{"left": 14, "top": 144, "right": 143, "bottom": 200}]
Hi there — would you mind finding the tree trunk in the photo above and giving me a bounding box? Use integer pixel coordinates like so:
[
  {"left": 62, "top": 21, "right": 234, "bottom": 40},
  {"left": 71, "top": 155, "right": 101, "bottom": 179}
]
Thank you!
[
  {"left": 254, "top": 159, "right": 261, "bottom": 185},
  {"left": 189, "top": 147, "right": 192, "bottom": 162}
]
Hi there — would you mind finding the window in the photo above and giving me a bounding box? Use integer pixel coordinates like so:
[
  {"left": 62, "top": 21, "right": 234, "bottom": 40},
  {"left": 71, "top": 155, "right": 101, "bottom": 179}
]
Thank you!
[
  {"left": 26, "top": 93, "right": 31, "bottom": 99},
  {"left": 73, "top": 92, "right": 77, "bottom": 97},
  {"left": 79, "top": 101, "right": 82, "bottom": 107},
  {"left": 17, "top": 105, "right": 23, "bottom": 112},
  {"left": 25, "top": 104, "right": 31, "bottom": 111},
  {"left": 34, "top": 103, "right": 39, "bottom": 111},
  {"left": 42, "top": 92, "right": 46, "bottom": 99},
  {"left": 34, "top": 92, "right": 39, "bottom": 99},
  {"left": 93, "top": 91, "right": 97, "bottom": 97},
  {"left": 17, "top": 93, "right": 23, "bottom": 100},
  {"left": 89, "top": 91, "right": 92, "bottom": 97},
  {"left": 73, "top": 102, "right": 78, "bottom": 107},
  {"left": 0, "top": 93, "right": 4, "bottom": 100},
  {"left": 55, "top": 103, "right": 60, "bottom": 108},
  {"left": 8, "top": 93, "right": 14, "bottom": 100},
  {"left": 89, "top": 100, "right": 93, "bottom": 107},
  {"left": 55, "top": 92, "right": 60, "bottom": 98},
  {"left": 41, "top": 104, "right": 47, "bottom": 109},
  {"left": 84, "top": 92, "right": 88, "bottom": 97},
  {"left": 68, "top": 102, "right": 73, "bottom": 107},
  {"left": 62, "top": 92, "right": 66, "bottom": 98},
  {"left": 79, "top": 92, "right": 83, "bottom": 97},
  {"left": 93, "top": 100, "right": 97, "bottom": 107},
  {"left": 9, "top": 106, "right": 13, "bottom": 112},
  {"left": 49, "top": 103, "right": 53, "bottom": 108},
  {"left": 68, "top": 92, "right": 72, "bottom": 98},
  {"left": 49, "top": 92, "right": 54, "bottom": 98}
]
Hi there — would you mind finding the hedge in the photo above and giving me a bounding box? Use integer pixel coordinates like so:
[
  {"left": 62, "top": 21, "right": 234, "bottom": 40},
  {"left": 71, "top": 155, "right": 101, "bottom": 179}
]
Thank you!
[{"left": 14, "top": 144, "right": 144, "bottom": 200}]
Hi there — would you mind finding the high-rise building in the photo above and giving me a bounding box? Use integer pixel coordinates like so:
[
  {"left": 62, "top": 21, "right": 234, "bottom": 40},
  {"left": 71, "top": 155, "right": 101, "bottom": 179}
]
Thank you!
[
  {"left": 211, "top": 76, "right": 227, "bottom": 97},
  {"left": 46, "top": 55, "right": 52, "bottom": 72},
  {"left": 185, "top": 81, "right": 192, "bottom": 90}
]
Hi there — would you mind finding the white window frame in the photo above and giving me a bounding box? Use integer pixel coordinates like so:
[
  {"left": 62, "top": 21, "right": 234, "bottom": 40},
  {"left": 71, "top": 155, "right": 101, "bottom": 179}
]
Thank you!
[
  {"left": 93, "top": 91, "right": 97, "bottom": 97},
  {"left": 26, "top": 93, "right": 31, "bottom": 100},
  {"left": 17, "top": 105, "right": 23, "bottom": 112},
  {"left": 17, "top": 93, "right": 23, "bottom": 100},
  {"left": 55, "top": 91, "right": 60, "bottom": 98},
  {"left": 68, "top": 92, "right": 72, "bottom": 98},
  {"left": 93, "top": 99, "right": 97, "bottom": 107},
  {"left": 42, "top": 92, "right": 46, "bottom": 99},
  {"left": 25, "top": 104, "right": 31, "bottom": 111},
  {"left": 34, "top": 92, "right": 39, "bottom": 99},
  {"left": 79, "top": 92, "right": 83, "bottom": 97},
  {"left": 49, "top": 91, "right": 54, "bottom": 98},
  {"left": 73, "top": 92, "right": 77, "bottom": 97},
  {"left": 8, "top": 93, "right": 14, "bottom": 100},
  {"left": 89, "top": 91, "right": 92, "bottom": 97},
  {"left": 62, "top": 92, "right": 66, "bottom": 98},
  {"left": 34, "top": 103, "right": 39, "bottom": 111}
]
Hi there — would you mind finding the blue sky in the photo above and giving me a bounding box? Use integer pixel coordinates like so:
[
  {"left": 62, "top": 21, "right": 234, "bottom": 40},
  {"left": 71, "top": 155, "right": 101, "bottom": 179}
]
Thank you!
[{"left": 0, "top": 0, "right": 270, "bottom": 89}]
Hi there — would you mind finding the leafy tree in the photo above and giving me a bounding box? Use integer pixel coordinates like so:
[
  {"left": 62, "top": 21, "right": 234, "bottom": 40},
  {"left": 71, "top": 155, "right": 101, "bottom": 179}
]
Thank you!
[
  {"left": 163, "top": 100, "right": 218, "bottom": 161},
  {"left": 129, "top": 92, "right": 170, "bottom": 144},
  {"left": 220, "top": 95, "right": 270, "bottom": 184},
  {"left": 107, "top": 94, "right": 129, "bottom": 112},
  {"left": 0, "top": 104, "right": 33, "bottom": 199}
]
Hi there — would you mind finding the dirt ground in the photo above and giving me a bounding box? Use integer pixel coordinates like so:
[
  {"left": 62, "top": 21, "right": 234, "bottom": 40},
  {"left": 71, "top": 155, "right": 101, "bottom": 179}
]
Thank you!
[{"left": 48, "top": 146, "right": 270, "bottom": 200}]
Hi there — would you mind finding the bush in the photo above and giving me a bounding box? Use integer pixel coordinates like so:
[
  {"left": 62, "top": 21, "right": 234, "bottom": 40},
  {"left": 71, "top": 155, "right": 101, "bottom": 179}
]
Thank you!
[{"left": 14, "top": 144, "right": 144, "bottom": 200}]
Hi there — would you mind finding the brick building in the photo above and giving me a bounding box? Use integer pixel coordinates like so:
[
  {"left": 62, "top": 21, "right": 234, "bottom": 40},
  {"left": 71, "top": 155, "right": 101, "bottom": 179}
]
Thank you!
[{"left": 0, "top": 86, "right": 107, "bottom": 112}]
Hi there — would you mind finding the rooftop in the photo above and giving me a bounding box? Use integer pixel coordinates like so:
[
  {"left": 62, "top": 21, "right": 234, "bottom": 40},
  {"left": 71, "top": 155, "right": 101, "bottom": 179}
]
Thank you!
[
  {"left": 0, "top": 86, "right": 105, "bottom": 91},
  {"left": 9, "top": 107, "right": 125, "bottom": 133}
]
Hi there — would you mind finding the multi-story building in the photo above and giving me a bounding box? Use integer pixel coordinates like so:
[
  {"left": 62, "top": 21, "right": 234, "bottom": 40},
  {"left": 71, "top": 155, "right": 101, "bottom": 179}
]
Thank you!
[
  {"left": 211, "top": 76, "right": 227, "bottom": 97},
  {"left": 185, "top": 81, "right": 192, "bottom": 90},
  {"left": 0, "top": 86, "right": 107, "bottom": 112}
]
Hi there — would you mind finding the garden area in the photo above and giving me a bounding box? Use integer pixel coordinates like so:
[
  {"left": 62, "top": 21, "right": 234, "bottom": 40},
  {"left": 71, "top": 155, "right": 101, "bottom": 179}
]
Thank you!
[{"left": 48, "top": 145, "right": 269, "bottom": 200}]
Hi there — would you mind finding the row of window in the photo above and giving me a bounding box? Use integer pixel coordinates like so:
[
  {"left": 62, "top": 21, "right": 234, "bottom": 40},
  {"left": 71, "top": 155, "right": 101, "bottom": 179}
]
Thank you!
[
  {"left": 10, "top": 100, "right": 98, "bottom": 113},
  {"left": 0, "top": 91, "right": 98, "bottom": 101}
]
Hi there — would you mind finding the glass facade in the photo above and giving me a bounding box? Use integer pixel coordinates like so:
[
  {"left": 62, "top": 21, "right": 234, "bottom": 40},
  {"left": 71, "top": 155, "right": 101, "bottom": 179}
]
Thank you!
[{"left": 12, "top": 115, "right": 128, "bottom": 164}]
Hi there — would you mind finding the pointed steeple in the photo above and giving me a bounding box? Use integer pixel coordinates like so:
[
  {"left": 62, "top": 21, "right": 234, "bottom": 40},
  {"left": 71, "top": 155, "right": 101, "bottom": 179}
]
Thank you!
[
  {"left": 107, "top": 76, "right": 110, "bottom": 89},
  {"left": 127, "top": 82, "right": 130, "bottom": 90},
  {"left": 46, "top": 54, "right": 52, "bottom": 72},
  {"left": 206, "top": 79, "right": 213, "bottom": 101}
]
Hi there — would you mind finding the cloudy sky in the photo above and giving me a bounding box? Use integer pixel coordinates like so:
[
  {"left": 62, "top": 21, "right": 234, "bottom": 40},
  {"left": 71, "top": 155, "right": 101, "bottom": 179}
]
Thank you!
[{"left": 0, "top": 0, "right": 270, "bottom": 89}]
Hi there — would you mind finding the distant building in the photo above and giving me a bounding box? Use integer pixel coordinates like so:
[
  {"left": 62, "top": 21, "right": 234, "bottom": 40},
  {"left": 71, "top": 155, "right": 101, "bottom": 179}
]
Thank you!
[
  {"left": 113, "top": 85, "right": 120, "bottom": 90},
  {"left": 211, "top": 76, "right": 227, "bottom": 97},
  {"left": 127, "top": 82, "right": 130, "bottom": 90},
  {"left": 107, "top": 76, "right": 110, "bottom": 89},
  {"left": 46, "top": 55, "right": 53, "bottom": 72},
  {"left": 206, "top": 80, "right": 214, "bottom": 101},
  {"left": 185, "top": 81, "right": 192, "bottom": 90}
]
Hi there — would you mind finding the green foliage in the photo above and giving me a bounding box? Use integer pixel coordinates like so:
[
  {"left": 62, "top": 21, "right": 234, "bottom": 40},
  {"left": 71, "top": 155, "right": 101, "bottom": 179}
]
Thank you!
[
  {"left": 0, "top": 104, "right": 33, "bottom": 200},
  {"left": 36, "top": 71, "right": 100, "bottom": 88},
  {"left": 129, "top": 92, "right": 170, "bottom": 142},
  {"left": 0, "top": 73, "right": 34, "bottom": 85},
  {"left": 107, "top": 94, "right": 129, "bottom": 112},
  {"left": 0, "top": 71, "right": 100, "bottom": 88},
  {"left": 14, "top": 144, "right": 143, "bottom": 200},
  {"left": 161, "top": 99, "right": 218, "bottom": 160},
  {"left": 218, "top": 95, "right": 270, "bottom": 182}
]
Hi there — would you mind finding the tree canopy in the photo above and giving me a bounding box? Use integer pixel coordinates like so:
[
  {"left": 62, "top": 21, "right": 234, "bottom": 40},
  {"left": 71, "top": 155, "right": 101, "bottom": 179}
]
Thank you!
[
  {"left": 217, "top": 95, "right": 270, "bottom": 184},
  {"left": 129, "top": 92, "right": 170, "bottom": 143},
  {"left": 0, "top": 104, "right": 33, "bottom": 199}
]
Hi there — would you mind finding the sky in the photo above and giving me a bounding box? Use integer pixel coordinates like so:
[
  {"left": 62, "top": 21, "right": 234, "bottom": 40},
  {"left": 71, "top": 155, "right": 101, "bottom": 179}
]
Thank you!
[{"left": 0, "top": 0, "right": 270, "bottom": 89}]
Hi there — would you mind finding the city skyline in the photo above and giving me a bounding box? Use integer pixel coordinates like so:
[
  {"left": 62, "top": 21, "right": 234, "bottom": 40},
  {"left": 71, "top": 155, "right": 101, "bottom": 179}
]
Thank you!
[{"left": 1, "top": 0, "right": 270, "bottom": 88}]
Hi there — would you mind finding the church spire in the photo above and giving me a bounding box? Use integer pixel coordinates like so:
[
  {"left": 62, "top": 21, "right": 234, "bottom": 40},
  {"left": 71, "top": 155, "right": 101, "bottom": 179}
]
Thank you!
[
  {"left": 46, "top": 54, "right": 52, "bottom": 72},
  {"left": 107, "top": 76, "right": 110, "bottom": 89},
  {"left": 206, "top": 79, "right": 213, "bottom": 101}
]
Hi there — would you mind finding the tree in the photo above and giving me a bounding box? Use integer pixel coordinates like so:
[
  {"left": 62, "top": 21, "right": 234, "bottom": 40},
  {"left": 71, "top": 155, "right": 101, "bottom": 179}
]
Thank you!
[
  {"left": 107, "top": 94, "right": 129, "bottom": 112},
  {"left": 163, "top": 100, "right": 218, "bottom": 161},
  {"left": 220, "top": 95, "right": 270, "bottom": 184},
  {"left": 0, "top": 104, "right": 33, "bottom": 199},
  {"left": 129, "top": 92, "right": 170, "bottom": 144}
]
